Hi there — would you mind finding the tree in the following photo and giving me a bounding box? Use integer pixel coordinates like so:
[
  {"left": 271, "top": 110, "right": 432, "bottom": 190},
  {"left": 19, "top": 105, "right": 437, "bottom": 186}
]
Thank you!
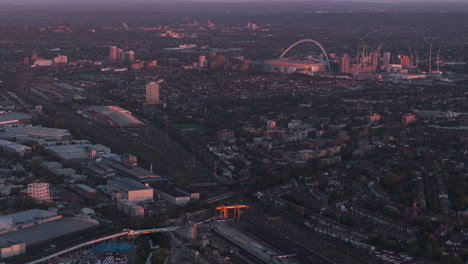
[
  {"left": 151, "top": 248, "right": 171, "bottom": 264},
  {"left": 174, "top": 172, "right": 185, "bottom": 185}
]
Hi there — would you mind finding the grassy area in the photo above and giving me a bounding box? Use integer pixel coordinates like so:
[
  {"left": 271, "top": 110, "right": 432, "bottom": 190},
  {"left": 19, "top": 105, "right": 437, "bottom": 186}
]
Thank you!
[{"left": 172, "top": 123, "right": 205, "bottom": 132}]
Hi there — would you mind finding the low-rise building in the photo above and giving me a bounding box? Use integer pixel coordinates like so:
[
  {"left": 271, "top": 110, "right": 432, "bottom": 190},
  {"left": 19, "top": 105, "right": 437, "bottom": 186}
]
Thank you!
[
  {"left": 154, "top": 184, "right": 191, "bottom": 206},
  {"left": 107, "top": 178, "right": 153, "bottom": 202},
  {"left": 0, "top": 238, "right": 26, "bottom": 259}
]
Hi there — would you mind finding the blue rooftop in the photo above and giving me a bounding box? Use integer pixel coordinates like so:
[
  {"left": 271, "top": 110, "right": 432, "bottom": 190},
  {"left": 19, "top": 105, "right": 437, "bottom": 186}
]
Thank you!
[{"left": 94, "top": 243, "right": 133, "bottom": 253}]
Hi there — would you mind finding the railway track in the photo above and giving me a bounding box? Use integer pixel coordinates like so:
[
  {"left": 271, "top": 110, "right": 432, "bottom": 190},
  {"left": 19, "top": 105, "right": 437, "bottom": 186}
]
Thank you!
[{"left": 241, "top": 222, "right": 335, "bottom": 264}]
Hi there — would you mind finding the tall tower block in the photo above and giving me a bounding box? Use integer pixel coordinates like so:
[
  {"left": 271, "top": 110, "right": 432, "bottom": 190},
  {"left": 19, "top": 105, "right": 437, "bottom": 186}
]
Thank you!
[{"left": 146, "top": 82, "right": 160, "bottom": 102}]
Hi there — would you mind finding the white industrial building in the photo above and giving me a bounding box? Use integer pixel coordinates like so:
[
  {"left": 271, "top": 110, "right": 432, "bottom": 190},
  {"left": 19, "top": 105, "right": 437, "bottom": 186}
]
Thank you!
[{"left": 107, "top": 178, "right": 153, "bottom": 202}]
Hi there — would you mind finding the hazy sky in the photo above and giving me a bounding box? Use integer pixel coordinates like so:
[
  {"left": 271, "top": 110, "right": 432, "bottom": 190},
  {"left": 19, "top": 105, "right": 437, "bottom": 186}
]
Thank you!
[{"left": 1, "top": 0, "right": 468, "bottom": 2}]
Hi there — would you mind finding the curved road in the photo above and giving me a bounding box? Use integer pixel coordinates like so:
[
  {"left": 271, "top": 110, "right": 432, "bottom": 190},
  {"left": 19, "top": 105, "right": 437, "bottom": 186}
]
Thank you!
[{"left": 25, "top": 226, "right": 180, "bottom": 264}]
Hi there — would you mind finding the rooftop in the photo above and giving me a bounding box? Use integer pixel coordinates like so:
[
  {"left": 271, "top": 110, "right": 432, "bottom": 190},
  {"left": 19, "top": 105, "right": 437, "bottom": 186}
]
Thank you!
[
  {"left": 0, "top": 112, "right": 32, "bottom": 123},
  {"left": 1, "top": 126, "right": 71, "bottom": 140},
  {"left": 89, "top": 106, "right": 145, "bottom": 128},
  {"left": 94, "top": 242, "right": 133, "bottom": 253},
  {"left": 0, "top": 238, "right": 23, "bottom": 249},
  {"left": 108, "top": 178, "right": 151, "bottom": 191},
  {"left": 0, "top": 217, "right": 98, "bottom": 246},
  {"left": 1, "top": 209, "right": 56, "bottom": 226}
]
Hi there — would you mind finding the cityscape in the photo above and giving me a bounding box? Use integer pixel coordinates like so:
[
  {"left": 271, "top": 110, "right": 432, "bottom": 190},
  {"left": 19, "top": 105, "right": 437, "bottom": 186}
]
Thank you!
[{"left": 0, "top": 0, "right": 468, "bottom": 264}]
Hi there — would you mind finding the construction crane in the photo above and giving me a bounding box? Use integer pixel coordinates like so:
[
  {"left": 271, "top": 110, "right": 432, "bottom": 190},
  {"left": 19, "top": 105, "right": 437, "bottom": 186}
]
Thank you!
[
  {"left": 407, "top": 45, "right": 413, "bottom": 66},
  {"left": 436, "top": 46, "right": 441, "bottom": 72},
  {"left": 122, "top": 22, "right": 129, "bottom": 51},
  {"left": 216, "top": 205, "right": 249, "bottom": 220},
  {"left": 269, "top": 253, "right": 297, "bottom": 264}
]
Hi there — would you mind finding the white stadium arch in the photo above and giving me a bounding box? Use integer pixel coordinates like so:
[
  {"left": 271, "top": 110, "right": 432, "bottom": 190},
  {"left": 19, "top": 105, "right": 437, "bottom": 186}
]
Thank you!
[{"left": 279, "top": 39, "right": 331, "bottom": 71}]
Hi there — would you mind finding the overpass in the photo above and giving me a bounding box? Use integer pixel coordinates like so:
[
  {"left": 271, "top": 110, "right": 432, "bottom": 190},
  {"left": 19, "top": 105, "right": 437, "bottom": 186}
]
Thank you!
[{"left": 25, "top": 226, "right": 181, "bottom": 264}]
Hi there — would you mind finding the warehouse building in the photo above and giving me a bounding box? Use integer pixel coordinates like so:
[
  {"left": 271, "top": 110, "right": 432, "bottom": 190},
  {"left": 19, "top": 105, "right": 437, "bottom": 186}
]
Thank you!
[
  {"left": 0, "top": 126, "right": 72, "bottom": 141},
  {"left": 0, "top": 112, "right": 32, "bottom": 128},
  {"left": 0, "top": 209, "right": 60, "bottom": 234},
  {"left": 154, "top": 184, "right": 191, "bottom": 206},
  {"left": 107, "top": 178, "right": 153, "bottom": 202},
  {"left": 0, "top": 238, "right": 26, "bottom": 259},
  {"left": 0, "top": 217, "right": 99, "bottom": 251}
]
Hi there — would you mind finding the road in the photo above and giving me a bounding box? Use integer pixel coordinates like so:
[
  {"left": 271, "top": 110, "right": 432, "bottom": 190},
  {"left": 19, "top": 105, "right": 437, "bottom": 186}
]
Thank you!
[{"left": 25, "top": 226, "right": 180, "bottom": 264}]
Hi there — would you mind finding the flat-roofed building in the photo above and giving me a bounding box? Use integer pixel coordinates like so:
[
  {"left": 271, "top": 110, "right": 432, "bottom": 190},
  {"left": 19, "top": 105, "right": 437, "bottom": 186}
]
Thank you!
[
  {"left": 0, "top": 112, "right": 32, "bottom": 128},
  {"left": 402, "top": 114, "right": 416, "bottom": 125},
  {"left": 154, "top": 184, "right": 191, "bottom": 206},
  {"left": 0, "top": 238, "right": 26, "bottom": 259},
  {"left": 107, "top": 178, "right": 153, "bottom": 202},
  {"left": 28, "top": 183, "right": 51, "bottom": 202},
  {"left": 0, "top": 209, "right": 59, "bottom": 234},
  {"left": 0, "top": 217, "right": 98, "bottom": 250},
  {"left": 0, "top": 126, "right": 71, "bottom": 141},
  {"left": 5, "top": 144, "right": 31, "bottom": 156},
  {"left": 119, "top": 166, "right": 161, "bottom": 182},
  {"left": 74, "top": 184, "right": 97, "bottom": 197}
]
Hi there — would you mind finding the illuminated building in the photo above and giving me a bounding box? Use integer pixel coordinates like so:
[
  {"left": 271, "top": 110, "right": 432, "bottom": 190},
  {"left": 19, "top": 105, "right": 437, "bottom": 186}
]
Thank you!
[
  {"left": 198, "top": 55, "right": 207, "bottom": 68},
  {"left": 371, "top": 51, "right": 379, "bottom": 68},
  {"left": 383, "top": 52, "right": 391, "bottom": 66},
  {"left": 145, "top": 82, "right": 159, "bottom": 102},
  {"left": 402, "top": 114, "right": 416, "bottom": 125},
  {"left": 366, "top": 113, "right": 381, "bottom": 123},
  {"left": 27, "top": 183, "right": 51, "bottom": 201},
  {"left": 400, "top": 55, "right": 411, "bottom": 66},
  {"left": 339, "top": 54, "right": 351, "bottom": 73},
  {"left": 109, "top": 46, "right": 117, "bottom": 62},
  {"left": 53, "top": 54, "right": 67, "bottom": 64},
  {"left": 264, "top": 59, "right": 326, "bottom": 75}
]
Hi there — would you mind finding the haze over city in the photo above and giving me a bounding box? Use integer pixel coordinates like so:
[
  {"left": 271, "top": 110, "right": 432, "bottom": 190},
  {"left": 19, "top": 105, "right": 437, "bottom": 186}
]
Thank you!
[{"left": 0, "top": 0, "right": 467, "bottom": 264}]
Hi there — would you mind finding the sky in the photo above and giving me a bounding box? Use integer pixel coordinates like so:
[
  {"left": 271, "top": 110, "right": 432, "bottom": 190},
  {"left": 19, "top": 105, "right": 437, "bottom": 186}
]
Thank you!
[{"left": 1, "top": 0, "right": 468, "bottom": 2}]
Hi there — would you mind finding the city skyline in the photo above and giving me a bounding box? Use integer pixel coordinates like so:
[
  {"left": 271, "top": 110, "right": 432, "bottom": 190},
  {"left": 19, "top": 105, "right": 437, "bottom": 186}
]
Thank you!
[{"left": 0, "top": 2, "right": 467, "bottom": 264}]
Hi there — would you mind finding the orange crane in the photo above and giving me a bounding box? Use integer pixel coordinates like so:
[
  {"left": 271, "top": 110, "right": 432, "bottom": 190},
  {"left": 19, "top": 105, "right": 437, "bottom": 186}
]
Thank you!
[{"left": 216, "top": 205, "right": 249, "bottom": 220}]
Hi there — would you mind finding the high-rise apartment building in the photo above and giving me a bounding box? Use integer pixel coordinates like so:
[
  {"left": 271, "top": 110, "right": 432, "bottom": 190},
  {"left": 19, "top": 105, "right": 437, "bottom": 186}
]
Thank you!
[
  {"left": 339, "top": 54, "right": 351, "bottom": 73},
  {"left": 199, "top": 56, "right": 207, "bottom": 68},
  {"left": 109, "top": 46, "right": 117, "bottom": 62},
  {"left": 127, "top": 50, "right": 135, "bottom": 62},
  {"left": 383, "top": 52, "right": 391, "bottom": 66},
  {"left": 146, "top": 82, "right": 160, "bottom": 102},
  {"left": 371, "top": 52, "right": 379, "bottom": 68},
  {"left": 400, "top": 55, "right": 411, "bottom": 66}
]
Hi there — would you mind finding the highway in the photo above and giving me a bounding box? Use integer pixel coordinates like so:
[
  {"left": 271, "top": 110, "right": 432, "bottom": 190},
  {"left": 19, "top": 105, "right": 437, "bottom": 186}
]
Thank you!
[{"left": 25, "top": 226, "right": 180, "bottom": 264}]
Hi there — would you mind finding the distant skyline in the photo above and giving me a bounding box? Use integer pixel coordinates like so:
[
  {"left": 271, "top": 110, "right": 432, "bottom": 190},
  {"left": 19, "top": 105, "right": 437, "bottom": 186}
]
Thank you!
[{"left": 1, "top": 0, "right": 468, "bottom": 2}]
